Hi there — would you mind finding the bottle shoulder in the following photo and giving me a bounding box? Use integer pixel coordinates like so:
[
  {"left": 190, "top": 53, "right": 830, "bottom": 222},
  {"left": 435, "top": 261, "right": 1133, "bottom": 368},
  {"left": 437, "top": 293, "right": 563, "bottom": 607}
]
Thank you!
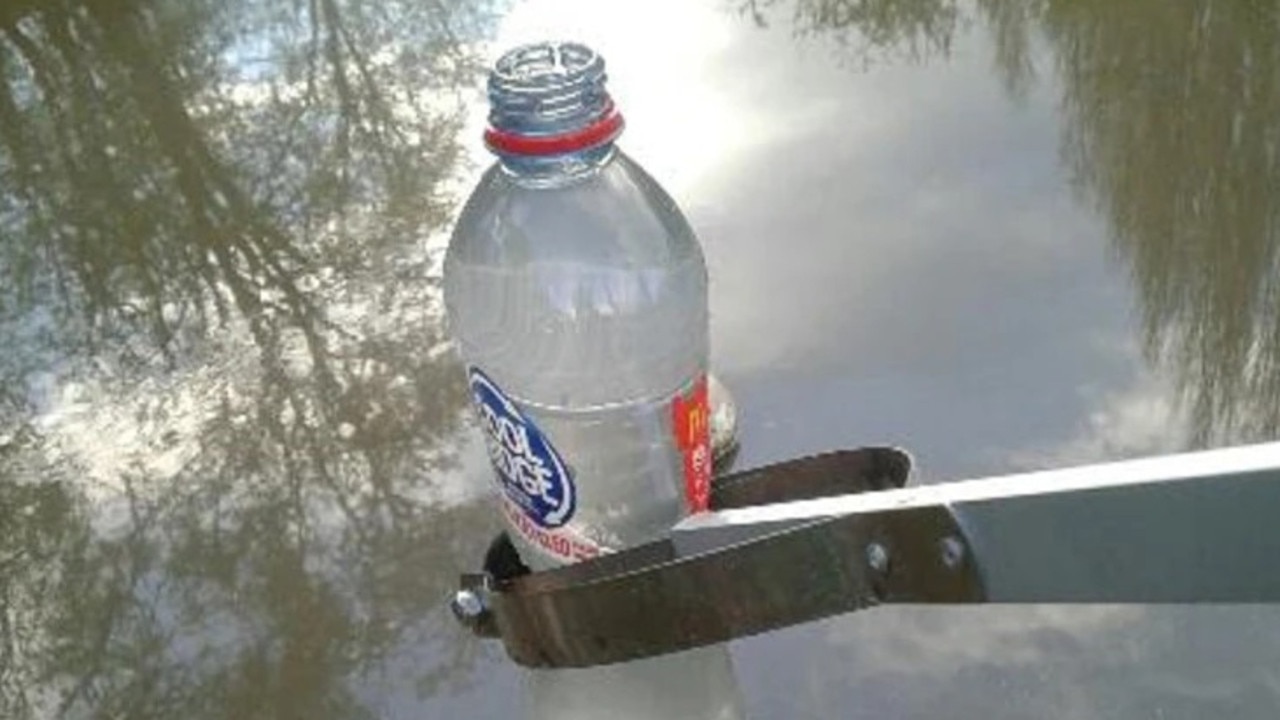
[{"left": 447, "top": 150, "right": 702, "bottom": 268}]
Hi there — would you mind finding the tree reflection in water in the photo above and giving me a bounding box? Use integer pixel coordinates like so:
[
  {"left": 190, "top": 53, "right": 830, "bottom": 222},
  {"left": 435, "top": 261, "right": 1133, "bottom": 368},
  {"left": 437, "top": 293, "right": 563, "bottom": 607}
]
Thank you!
[
  {"left": 10, "top": 0, "right": 1280, "bottom": 715},
  {"left": 745, "top": 0, "right": 1280, "bottom": 444},
  {"left": 0, "top": 0, "right": 504, "bottom": 717},
  {"left": 739, "top": 0, "right": 961, "bottom": 64}
]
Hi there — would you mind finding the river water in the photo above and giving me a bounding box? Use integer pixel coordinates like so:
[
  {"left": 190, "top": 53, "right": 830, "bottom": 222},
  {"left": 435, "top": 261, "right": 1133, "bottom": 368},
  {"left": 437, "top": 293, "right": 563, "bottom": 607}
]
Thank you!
[{"left": 4, "top": 0, "right": 1280, "bottom": 717}]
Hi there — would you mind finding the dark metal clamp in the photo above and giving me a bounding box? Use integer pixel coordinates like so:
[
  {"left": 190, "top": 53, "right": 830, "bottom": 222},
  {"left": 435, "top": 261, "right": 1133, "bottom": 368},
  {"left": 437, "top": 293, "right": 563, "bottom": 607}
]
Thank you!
[
  {"left": 453, "top": 447, "right": 983, "bottom": 668},
  {"left": 457, "top": 441, "right": 1280, "bottom": 668}
]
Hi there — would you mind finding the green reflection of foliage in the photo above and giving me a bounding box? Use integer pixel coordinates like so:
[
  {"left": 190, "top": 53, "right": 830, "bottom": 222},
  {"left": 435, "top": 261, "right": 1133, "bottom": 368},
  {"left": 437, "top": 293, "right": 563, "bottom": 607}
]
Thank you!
[
  {"left": 744, "top": 0, "right": 1280, "bottom": 441},
  {"left": 1037, "top": 0, "right": 1280, "bottom": 443},
  {"left": 0, "top": 471, "right": 87, "bottom": 719},
  {"left": 0, "top": 0, "right": 483, "bottom": 358},
  {"left": 0, "top": 0, "right": 505, "bottom": 717},
  {"left": 741, "top": 0, "right": 963, "bottom": 65},
  {"left": 975, "top": 0, "right": 1043, "bottom": 102}
]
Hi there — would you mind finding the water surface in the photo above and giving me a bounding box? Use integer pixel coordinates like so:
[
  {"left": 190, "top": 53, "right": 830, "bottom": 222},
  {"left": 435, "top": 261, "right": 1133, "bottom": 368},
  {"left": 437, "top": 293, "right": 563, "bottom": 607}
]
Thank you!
[{"left": 4, "top": 0, "right": 1280, "bottom": 717}]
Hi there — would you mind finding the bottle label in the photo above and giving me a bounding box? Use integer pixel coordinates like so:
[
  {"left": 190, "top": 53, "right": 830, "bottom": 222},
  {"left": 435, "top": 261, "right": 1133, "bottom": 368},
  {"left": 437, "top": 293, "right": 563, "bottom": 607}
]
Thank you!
[
  {"left": 469, "top": 367, "right": 576, "bottom": 529},
  {"left": 499, "top": 495, "right": 602, "bottom": 563},
  {"left": 671, "top": 374, "right": 712, "bottom": 513}
]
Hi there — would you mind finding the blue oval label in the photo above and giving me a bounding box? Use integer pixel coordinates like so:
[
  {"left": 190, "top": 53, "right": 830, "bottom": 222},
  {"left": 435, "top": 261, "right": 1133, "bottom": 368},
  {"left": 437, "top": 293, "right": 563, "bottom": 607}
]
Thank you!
[{"left": 468, "top": 368, "right": 575, "bottom": 528}]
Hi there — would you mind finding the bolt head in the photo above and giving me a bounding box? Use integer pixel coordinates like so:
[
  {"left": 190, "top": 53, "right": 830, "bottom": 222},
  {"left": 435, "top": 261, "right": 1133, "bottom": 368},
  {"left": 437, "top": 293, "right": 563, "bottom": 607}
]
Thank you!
[
  {"left": 940, "top": 536, "right": 966, "bottom": 569},
  {"left": 865, "top": 542, "right": 890, "bottom": 573},
  {"left": 451, "top": 589, "right": 487, "bottom": 623}
]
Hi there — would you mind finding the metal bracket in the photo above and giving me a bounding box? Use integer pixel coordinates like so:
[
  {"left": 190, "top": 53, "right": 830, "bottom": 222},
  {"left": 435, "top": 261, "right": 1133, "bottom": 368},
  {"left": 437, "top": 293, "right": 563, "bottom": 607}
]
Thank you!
[
  {"left": 458, "top": 441, "right": 1280, "bottom": 668},
  {"left": 455, "top": 447, "right": 983, "bottom": 667}
]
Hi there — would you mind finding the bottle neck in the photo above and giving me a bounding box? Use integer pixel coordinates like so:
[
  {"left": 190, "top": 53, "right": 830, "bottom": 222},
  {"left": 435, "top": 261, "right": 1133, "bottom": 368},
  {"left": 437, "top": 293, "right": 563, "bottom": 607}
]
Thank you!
[
  {"left": 484, "top": 42, "right": 623, "bottom": 187},
  {"left": 498, "top": 143, "right": 617, "bottom": 186}
]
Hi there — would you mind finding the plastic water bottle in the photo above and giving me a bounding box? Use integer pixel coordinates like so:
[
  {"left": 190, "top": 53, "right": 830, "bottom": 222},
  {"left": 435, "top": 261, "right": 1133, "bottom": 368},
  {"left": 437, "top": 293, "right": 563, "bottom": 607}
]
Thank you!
[
  {"left": 445, "top": 42, "right": 713, "bottom": 569},
  {"left": 444, "top": 42, "right": 744, "bottom": 720}
]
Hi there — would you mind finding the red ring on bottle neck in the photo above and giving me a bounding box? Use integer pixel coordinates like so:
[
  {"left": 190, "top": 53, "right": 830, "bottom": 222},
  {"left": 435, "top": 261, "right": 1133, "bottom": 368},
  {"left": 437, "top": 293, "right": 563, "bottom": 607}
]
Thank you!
[{"left": 484, "top": 105, "right": 625, "bottom": 157}]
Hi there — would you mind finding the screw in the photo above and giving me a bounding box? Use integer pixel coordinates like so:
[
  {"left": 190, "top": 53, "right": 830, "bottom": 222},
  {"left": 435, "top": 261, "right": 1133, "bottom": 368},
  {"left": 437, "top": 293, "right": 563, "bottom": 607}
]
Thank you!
[
  {"left": 865, "top": 542, "right": 890, "bottom": 573},
  {"left": 451, "top": 589, "right": 487, "bottom": 626},
  {"left": 940, "top": 536, "right": 965, "bottom": 569}
]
